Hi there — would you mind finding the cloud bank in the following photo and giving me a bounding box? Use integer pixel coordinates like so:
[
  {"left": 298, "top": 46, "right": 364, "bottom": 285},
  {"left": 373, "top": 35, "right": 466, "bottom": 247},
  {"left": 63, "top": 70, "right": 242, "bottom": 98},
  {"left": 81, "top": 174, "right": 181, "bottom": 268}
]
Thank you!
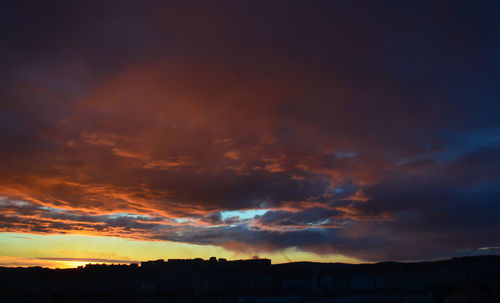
[{"left": 1, "top": 0, "right": 500, "bottom": 261}]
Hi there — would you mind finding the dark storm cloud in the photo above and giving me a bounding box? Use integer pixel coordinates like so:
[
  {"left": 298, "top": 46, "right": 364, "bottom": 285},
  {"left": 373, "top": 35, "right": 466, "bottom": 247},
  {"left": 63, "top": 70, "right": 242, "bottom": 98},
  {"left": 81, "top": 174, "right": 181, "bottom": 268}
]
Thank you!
[
  {"left": 1, "top": 0, "right": 499, "bottom": 260},
  {"left": 255, "top": 208, "right": 345, "bottom": 228},
  {"left": 342, "top": 147, "right": 500, "bottom": 260}
]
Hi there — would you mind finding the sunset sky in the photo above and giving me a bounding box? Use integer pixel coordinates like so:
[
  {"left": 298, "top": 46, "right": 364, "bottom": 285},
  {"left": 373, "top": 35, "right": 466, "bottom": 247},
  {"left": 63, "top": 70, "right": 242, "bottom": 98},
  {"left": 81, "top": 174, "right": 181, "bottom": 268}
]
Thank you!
[{"left": 1, "top": 1, "right": 500, "bottom": 268}]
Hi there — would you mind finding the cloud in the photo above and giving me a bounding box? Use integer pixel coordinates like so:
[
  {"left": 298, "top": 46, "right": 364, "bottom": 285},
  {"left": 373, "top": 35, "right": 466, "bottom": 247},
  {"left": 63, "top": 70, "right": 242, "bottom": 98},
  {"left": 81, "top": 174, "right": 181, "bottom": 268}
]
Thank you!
[
  {"left": 0, "top": 0, "right": 499, "bottom": 261},
  {"left": 255, "top": 208, "right": 345, "bottom": 229}
]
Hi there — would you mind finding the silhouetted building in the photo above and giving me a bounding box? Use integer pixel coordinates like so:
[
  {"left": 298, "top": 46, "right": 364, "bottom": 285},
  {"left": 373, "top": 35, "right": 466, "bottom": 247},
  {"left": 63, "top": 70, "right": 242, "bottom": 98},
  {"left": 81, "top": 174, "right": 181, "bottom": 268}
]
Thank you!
[{"left": 0, "top": 256, "right": 499, "bottom": 302}]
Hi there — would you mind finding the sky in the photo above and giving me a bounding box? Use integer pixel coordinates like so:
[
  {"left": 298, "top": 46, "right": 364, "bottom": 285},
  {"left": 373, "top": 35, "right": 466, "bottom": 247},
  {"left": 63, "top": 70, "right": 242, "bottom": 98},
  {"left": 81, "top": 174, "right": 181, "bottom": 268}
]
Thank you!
[{"left": 1, "top": 0, "right": 500, "bottom": 267}]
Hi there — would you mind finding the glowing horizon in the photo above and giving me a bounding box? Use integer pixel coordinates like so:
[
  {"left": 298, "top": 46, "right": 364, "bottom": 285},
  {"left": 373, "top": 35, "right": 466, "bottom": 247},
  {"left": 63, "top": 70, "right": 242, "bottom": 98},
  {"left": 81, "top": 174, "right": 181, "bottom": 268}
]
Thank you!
[{"left": 0, "top": 233, "right": 362, "bottom": 268}]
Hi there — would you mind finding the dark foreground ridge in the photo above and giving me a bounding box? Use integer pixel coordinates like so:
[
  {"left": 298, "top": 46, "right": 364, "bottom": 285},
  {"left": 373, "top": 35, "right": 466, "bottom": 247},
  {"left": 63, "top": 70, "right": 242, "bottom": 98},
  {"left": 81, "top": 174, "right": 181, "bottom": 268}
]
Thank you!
[{"left": 1, "top": 256, "right": 499, "bottom": 302}]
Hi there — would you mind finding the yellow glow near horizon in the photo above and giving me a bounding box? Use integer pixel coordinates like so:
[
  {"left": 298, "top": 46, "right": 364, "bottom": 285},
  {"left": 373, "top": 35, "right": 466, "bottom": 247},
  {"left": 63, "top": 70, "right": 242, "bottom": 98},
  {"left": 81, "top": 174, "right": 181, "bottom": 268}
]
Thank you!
[
  {"left": 0, "top": 232, "right": 362, "bottom": 268},
  {"left": 60, "top": 261, "right": 91, "bottom": 268}
]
